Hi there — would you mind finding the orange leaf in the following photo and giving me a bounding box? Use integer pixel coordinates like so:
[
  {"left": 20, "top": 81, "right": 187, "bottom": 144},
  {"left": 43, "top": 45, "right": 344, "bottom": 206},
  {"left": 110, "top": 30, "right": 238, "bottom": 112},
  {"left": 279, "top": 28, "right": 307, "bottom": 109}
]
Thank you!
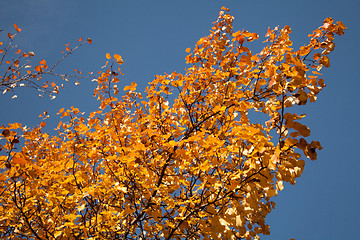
[
  {"left": 8, "top": 33, "right": 13, "bottom": 39},
  {"left": 15, "top": 49, "right": 21, "bottom": 54},
  {"left": 265, "top": 27, "right": 271, "bottom": 37},
  {"left": 237, "top": 35, "right": 245, "bottom": 44},
  {"left": 39, "top": 59, "right": 46, "bottom": 65},
  {"left": 114, "top": 54, "right": 124, "bottom": 64},
  {"left": 8, "top": 123, "right": 21, "bottom": 129},
  {"left": 77, "top": 37, "right": 83, "bottom": 42},
  {"left": 269, "top": 76, "right": 275, "bottom": 87},
  {"left": 124, "top": 82, "right": 137, "bottom": 91},
  {"left": 313, "top": 53, "right": 321, "bottom": 60},
  {"left": 185, "top": 48, "right": 191, "bottom": 53},
  {"left": 247, "top": 32, "right": 259, "bottom": 42},
  {"left": 87, "top": 38, "right": 92, "bottom": 44},
  {"left": 233, "top": 31, "right": 241, "bottom": 38},
  {"left": 130, "top": 82, "right": 137, "bottom": 91},
  {"left": 319, "top": 56, "right": 330, "bottom": 67},
  {"left": 114, "top": 54, "right": 121, "bottom": 60},
  {"left": 56, "top": 121, "right": 63, "bottom": 130},
  {"left": 14, "top": 24, "right": 22, "bottom": 32},
  {"left": 106, "top": 53, "right": 111, "bottom": 59},
  {"left": 12, "top": 157, "right": 27, "bottom": 165},
  {"left": 233, "top": 32, "right": 245, "bottom": 44}
]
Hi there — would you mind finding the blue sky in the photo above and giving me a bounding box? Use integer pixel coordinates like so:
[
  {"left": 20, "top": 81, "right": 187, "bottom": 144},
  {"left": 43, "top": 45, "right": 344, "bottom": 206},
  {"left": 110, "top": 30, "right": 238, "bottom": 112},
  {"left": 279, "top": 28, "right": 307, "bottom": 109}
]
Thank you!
[{"left": 1, "top": 0, "right": 358, "bottom": 239}]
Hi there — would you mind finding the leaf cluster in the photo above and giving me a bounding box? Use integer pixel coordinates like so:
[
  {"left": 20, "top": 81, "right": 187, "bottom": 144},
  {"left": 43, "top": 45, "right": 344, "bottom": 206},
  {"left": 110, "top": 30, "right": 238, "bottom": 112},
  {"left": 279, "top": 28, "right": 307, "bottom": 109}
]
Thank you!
[{"left": 0, "top": 24, "right": 93, "bottom": 99}]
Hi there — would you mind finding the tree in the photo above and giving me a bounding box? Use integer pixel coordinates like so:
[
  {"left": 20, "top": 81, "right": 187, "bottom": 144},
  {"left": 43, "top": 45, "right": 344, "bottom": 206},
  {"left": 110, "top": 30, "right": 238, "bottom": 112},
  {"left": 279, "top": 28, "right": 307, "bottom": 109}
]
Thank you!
[{"left": 0, "top": 7, "right": 345, "bottom": 240}]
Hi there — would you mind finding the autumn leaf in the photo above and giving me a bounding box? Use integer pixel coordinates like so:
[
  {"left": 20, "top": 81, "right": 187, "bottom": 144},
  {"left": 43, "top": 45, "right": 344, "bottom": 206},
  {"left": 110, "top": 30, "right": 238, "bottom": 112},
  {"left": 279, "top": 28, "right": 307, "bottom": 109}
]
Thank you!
[
  {"left": 233, "top": 31, "right": 245, "bottom": 44},
  {"left": 39, "top": 59, "right": 46, "bottom": 65},
  {"left": 319, "top": 55, "right": 330, "bottom": 67},
  {"left": 114, "top": 54, "right": 124, "bottom": 64},
  {"left": 313, "top": 53, "right": 321, "bottom": 60},
  {"left": 124, "top": 81, "right": 137, "bottom": 91},
  {"left": 265, "top": 27, "right": 271, "bottom": 37},
  {"left": 12, "top": 157, "right": 27, "bottom": 164},
  {"left": 1, "top": 129, "right": 10, "bottom": 137},
  {"left": 13, "top": 24, "right": 21, "bottom": 32}
]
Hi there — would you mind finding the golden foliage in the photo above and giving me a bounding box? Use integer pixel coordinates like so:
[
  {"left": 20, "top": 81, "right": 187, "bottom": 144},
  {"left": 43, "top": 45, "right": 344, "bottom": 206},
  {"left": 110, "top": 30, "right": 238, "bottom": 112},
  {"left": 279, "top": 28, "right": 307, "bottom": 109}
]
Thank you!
[{"left": 0, "top": 8, "right": 345, "bottom": 239}]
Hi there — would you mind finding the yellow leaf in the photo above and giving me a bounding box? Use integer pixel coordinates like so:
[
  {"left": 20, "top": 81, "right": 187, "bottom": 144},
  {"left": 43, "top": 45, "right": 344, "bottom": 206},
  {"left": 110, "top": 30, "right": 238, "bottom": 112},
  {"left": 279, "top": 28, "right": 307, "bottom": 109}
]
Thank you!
[
  {"left": 77, "top": 203, "right": 86, "bottom": 212},
  {"left": 54, "top": 232, "right": 62, "bottom": 238},
  {"left": 276, "top": 181, "right": 284, "bottom": 191},
  {"left": 235, "top": 215, "right": 243, "bottom": 228},
  {"left": 124, "top": 82, "right": 137, "bottom": 91},
  {"left": 106, "top": 53, "right": 111, "bottom": 59}
]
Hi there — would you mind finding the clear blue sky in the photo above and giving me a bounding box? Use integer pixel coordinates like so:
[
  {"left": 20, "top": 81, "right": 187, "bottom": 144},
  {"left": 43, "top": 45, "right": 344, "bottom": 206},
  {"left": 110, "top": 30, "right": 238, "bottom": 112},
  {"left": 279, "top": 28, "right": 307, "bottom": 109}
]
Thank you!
[{"left": 1, "top": 0, "right": 358, "bottom": 239}]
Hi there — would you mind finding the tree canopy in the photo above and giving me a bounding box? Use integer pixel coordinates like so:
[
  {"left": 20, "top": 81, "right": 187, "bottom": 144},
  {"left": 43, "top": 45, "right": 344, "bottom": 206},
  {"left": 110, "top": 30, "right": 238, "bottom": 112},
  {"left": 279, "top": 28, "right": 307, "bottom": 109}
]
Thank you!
[{"left": 0, "top": 7, "right": 345, "bottom": 240}]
